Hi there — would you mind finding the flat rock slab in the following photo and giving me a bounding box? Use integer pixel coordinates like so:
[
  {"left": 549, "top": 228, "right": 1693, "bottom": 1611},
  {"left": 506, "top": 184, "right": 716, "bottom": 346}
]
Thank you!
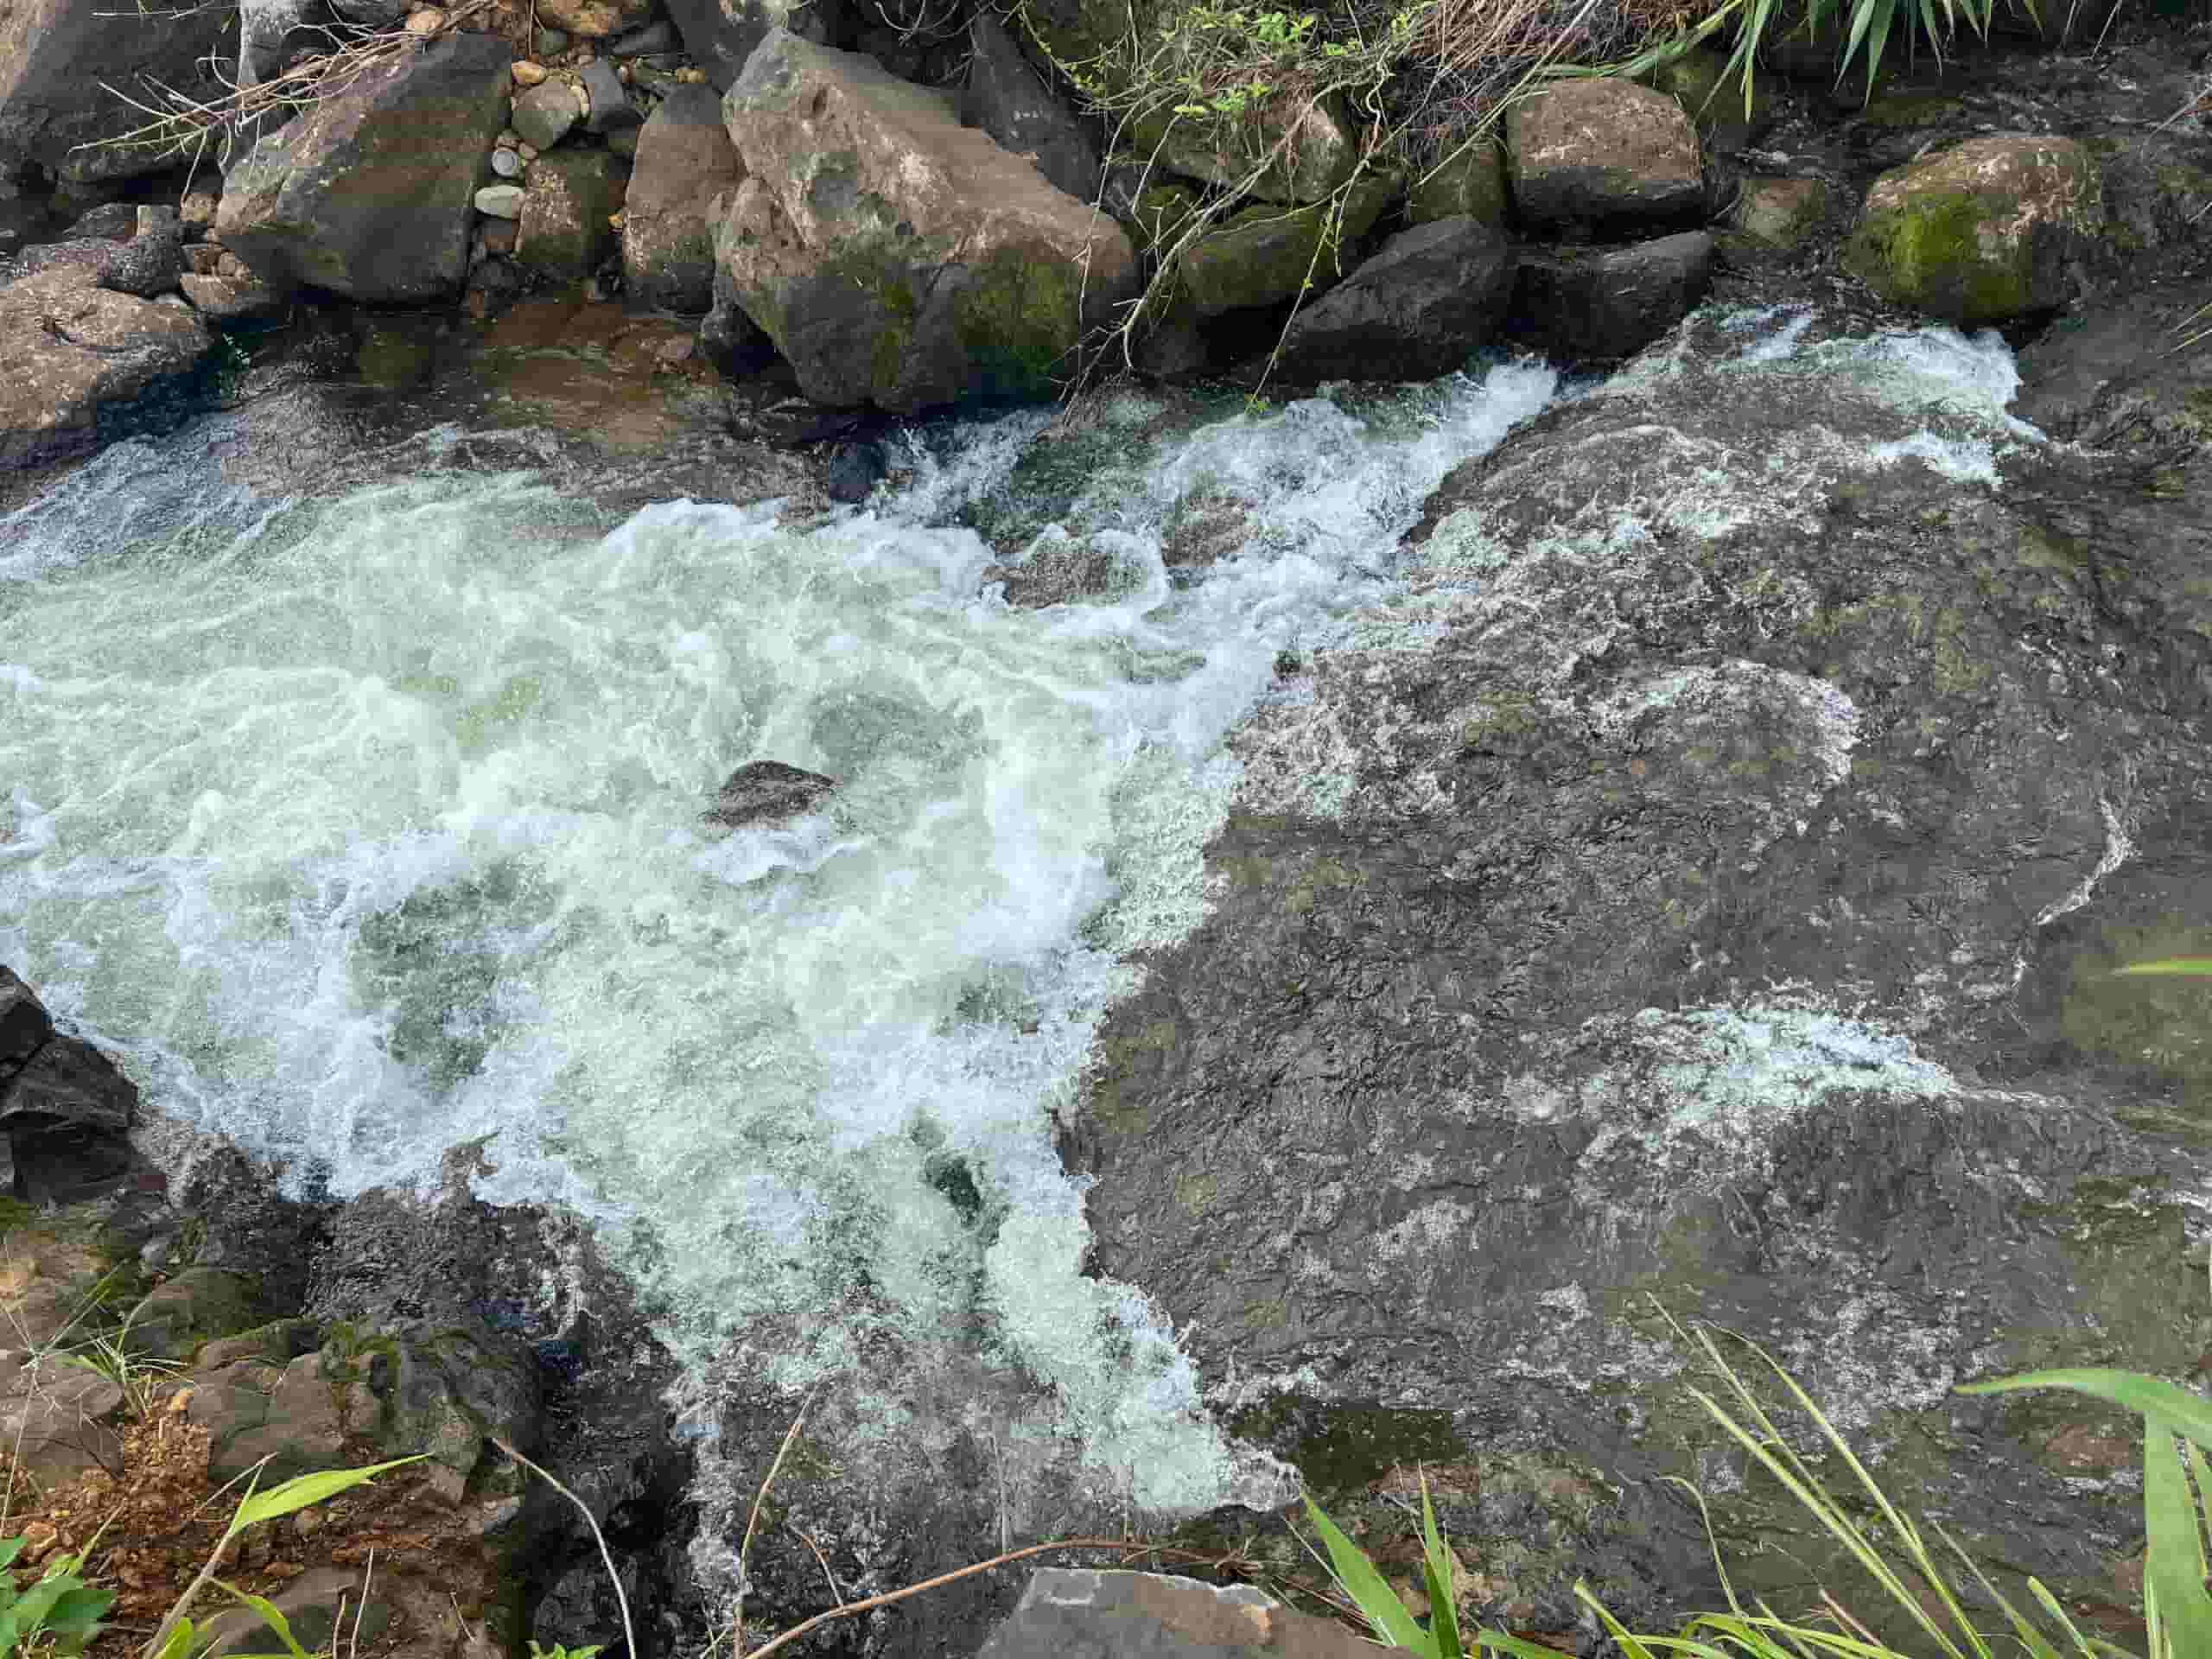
[
  {"left": 975, "top": 1571, "right": 1410, "bottom": 1658},
  {"left": 0, "top": 261, "right": 210, "bottom": 469}
]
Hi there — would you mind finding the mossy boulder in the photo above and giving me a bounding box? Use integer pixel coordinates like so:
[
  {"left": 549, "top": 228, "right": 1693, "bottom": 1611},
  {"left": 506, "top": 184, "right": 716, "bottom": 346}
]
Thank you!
[
  {"left": 1408, "top": 137, "right": 1508, "bottom": 226},
  {"left": 1731, "top": 175, "right": 1828, "bottom": 246},
  {"left": 1637, "top": 48, "right": 1775, "bottom": 154},
  {"left": 1130, "top": 95, "right": 1358, "bottom": 204},
  {"left": 514, "top": 148, "right": 628, "bottom": 284},
  {"left": 1505, "top": 77, "right": 1703, "bottom": 233},
  {"left": 1844, "top": 133, "right": 2106, "bottom": 326},
  {"left": 1174, "top": 174, "right": 1394, "bottom": 316},
  {"left": 715, "top": 30, "right": 1138, "bottom": 410}
]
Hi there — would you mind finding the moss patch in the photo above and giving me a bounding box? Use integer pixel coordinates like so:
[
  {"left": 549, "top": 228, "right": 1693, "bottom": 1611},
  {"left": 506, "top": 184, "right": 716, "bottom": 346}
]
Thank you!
[{"left": 953, "top": 248, "right": 1085, "bottom": 401}]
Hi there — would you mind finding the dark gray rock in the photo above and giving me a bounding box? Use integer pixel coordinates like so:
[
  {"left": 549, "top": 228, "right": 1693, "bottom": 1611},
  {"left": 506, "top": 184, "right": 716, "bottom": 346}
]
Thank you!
[
  {"left": 706, "top": 760, "right": 836, "bottom": 826},
  {"left": 608, "top": 16, "right": 679, "bottom": 53},
  {"left": 580, "top": 58, "right": 640, "bottom": 134},
  {"left": 962, "top": 11, "right": 1101, "bottom": 206},
  {"left": 0, "top": 0, "right": 232, "bottom": 182},
  {"left": 216, "top": 32, "right": 513, "bottom": 302},
  {"left": 620, "top": 84, "right": 738, "bottom": 313},
  {"left": 97, "top": 207, "right": 184, "bottom": 297},
  {"left": 1506, "top": 78, "right": 1705, "bottom": 233},
  {"left": 982, "top": 538, "right": 1134, "bottom": 606},
  {"left": 514, "top": 148, "right": 627, "bottom": 283},
  {"left": 1510, "top": 230, "right": 1713, "bottom": 361},
  {"left": 1272, "top": 216, "right": 1516, "bottom": 385},
  {"left": 700, "top": 264, "right": 779, "bottom": 378},
  {"left": 975, "top": 1571, "right": 1398, "bottom": 1659},
  {"left": 0, "top": 256, "right": 211, "bottom": 469},
  {"left": 0, "top": 966, "right": 53, "bottom": 1065},
  {"left": 0, "top": 1034, "right": 137, "bottom": 1135},
  {"left": 239, "top": 0, "right": 319, "bottom": 86},
  {"left": 61, "top": 200, "right": 138, "bottom": 241},
  {"left": 822, "top": 438, "right": 885, "bottom": 503},
  {"left": 1065, "top": 298, "right": 2212, "bottom": 1640}
]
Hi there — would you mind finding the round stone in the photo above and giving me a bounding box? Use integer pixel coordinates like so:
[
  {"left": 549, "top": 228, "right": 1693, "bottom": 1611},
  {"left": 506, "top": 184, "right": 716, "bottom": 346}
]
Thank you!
[
  {"left": 474, "top": 184, "right": 525, "bottom": 219},
  {"left": 511, "top": 60, "right": 550, "bottom": 86},
  {"left": 490, "top": 147, "right": 525, "bottom": 179}
]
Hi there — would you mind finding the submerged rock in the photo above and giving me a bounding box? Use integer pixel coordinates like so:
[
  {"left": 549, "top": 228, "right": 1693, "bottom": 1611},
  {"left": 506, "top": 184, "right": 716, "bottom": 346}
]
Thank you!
[
  {"left": 1844, "top": 133, "right": 2106, "bottom": 325},
  {"left": 217, "top": 33, "right": 513, "bottom": 302},
  {"left": 706, "top": 760, "right": 836, "bottom": 826},
  {"left": 713, "top": 30, "right": 1138, "bottom": 411},
  {"left": 1067, "top": 302, "right": 2212, "bottom": 1636}
]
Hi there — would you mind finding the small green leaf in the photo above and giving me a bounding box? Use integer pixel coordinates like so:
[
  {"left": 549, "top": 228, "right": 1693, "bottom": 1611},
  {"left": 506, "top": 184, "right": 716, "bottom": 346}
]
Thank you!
[
  {"left": 1300, "top": 1495, "right": 1433, "bottom": 1655},
  {"left": 151, "top": 1616, "right": 207, "bottom": 1659},
  {"left": 230, "top": 1456, "right": 425, "bottom": 1532},
  {"left": 0, "top": 1538, "right": 24, "bottom": 1570},
  {"left": 1959, "top": 1368, "right": 2212, "bottom": 1453},
  {"left": 2115, "top": 958, "right": 2212, "bottom": 977},
  {"left": 215, "top": 1584, "right": 310, "bottom": 1659},
  {"left": 2142, "top": 1419, "right": 2212, "bottom": 1656}
]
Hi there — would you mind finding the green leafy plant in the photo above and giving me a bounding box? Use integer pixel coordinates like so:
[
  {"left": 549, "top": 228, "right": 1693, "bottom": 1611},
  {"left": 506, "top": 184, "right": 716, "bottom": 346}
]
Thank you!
[
  {"left": 143, "top": 1457, "right": 425, "bottom": 1659},
  {"left": 0, "top": 1535, "right": 116, "bottom": 1659},
  {"left": 527, "top": 1643, "right": 606, "bottom": 1659}
]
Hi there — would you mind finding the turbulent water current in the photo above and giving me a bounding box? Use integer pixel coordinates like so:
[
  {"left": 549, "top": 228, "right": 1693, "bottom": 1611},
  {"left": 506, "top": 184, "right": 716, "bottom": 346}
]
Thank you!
[{"left": 0, "top": 315, "right": 2038, "bottom": 1510}]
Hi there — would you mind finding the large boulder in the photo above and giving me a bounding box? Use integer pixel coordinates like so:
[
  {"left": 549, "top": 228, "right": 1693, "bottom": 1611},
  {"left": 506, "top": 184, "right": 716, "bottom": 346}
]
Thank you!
[
  {"left": 713, "top": 30, "right": 1139, "bottom": 410},
  {"left": 216, "top": 33, "right": 513, "bottom": 303},
  {"left": 1271, "top": 216, "right": 1516, "bottom": 385},
  {"left": 1845, "top": 133, "right": 2106, "bottom": 326},
  {"left": 664, "top": 0, "right": 821, "bottom": 90},
  {"left": 1510, "top": 229, "right": 1713, "bottom": 359},
  {"left": 1132, "top": 96, "right": 1357, "bottom": 205},
  {"left": 1505, "top": 78, "right": 1703, "bottom": 232},
  {"left": 0, "top": 0, "right": 232, "bottom": 183},
  {"left": 621, "top": 85, "right": 741, "bottom": 312},
  {"left": 0, "top": 259, "right": 211, "bottom": 469},
  {"left": 1065, "top": 302, "right": 2212, "bottom": 1636},
  {"left": 963, "top": 11, "right": 1102, "bottom": 206},
  {"left": 1407, "top": 137, "right": 1508, "bottom": 226}
]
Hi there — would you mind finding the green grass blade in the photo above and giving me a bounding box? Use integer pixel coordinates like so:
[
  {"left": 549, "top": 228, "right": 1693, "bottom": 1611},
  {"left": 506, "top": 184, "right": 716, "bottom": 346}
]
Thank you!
[
  {"left": 1959, "top": 1370, "right": 2212, "bottom": 1453},
  {"left": 1471, "top": 1634, "right": 1581, "bottom": 1658},
  {"left": 1300, "top": 1495, "right": 1433, "bottom": 1655},
  {"left": 2139, "top": 1420, "right": 2212, "bottom": 1657},
  {"left": 2024, "top": 1575, "right": 2133, "bottom": 1659},
  {"left": 229, "top": 1456, "right": 424, "bottom": 1532},
  {"left": 1419, "top": 1475, "right": 1465, "bottom": 1659},
  {"left": 2113, "top": 959, "right": 2212, "bottom": 976},
  {"left": 213, "top": 1585, "right": 309, "bottom": 1659},
  {"left": 1926, "top": 1522, "right": 2069, "bottom": 1659},
  {"left": 0, "top": 1539, "right": 23, "bottom": 1570}
]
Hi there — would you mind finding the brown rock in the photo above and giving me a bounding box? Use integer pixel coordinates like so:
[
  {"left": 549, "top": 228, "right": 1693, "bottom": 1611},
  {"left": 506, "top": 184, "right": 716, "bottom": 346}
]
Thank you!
[
  {"left": 1505, "top": 77, "right": 1704, "bottom": 232},
  {"left": 534, "top": 0, "right": 653, "bottom": 40},
  {"left": 0, "top": 256, "right": 209, "bottom": 470},
  {"left": 620, "top": 84, "right": 740, "bottom": 312},
  {"left": 514, "top": 148, "right": 627, "bottom": 283}
]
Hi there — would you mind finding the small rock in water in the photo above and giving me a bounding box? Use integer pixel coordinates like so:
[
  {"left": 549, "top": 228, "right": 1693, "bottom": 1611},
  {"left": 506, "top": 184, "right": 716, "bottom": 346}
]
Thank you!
[
  {"left": 706, "top": 761, "right": 837, "bottom": 829},
  {"left": 490, "top": 146, "right": 525, "bottom": 178},
  {"left": 474, "top": 184, "right": 525, "bottom": 218},
  {"left": 511, "top": 59, "right": 550, "bottom": 86},
  {"left": 404, "top": 6, "right": 447, "bottom": 32},
  {"left": 823, "top": 440, "right": 886, "bottom": 504},
  {"left": 608, "top": 17, "right": 676, "bottom": 54}
]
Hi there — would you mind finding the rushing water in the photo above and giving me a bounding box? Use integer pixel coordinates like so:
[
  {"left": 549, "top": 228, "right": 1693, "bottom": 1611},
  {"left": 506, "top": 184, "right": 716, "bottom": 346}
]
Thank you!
[{"left": 0, "top": 364, "right": 1557, "bottom": 1504}]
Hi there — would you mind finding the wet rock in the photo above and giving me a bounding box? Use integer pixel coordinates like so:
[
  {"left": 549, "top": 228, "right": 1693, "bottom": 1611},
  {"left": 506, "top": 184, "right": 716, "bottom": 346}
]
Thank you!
[
  {"left": 1506, "top": 78, "right": 1704, "bottom": 233},
  {"left": 706, "top": 760, "right": 836, "bottom": 826},
  {"left": 2013, "top": 284, "right": 2212, "bottom": 449},
  {"left": 663, "top": 0, "right": 805, "bottom": 90},
  {"left": 0, "top": 0, "right": 232, "bottom": 183},
  {"left": 1731, "top": 175, "right": 1828, "bottom": 247},
  {"left": 982, "top": 535, "right": 1134, "bottom": 606},
  {"left": 515, "top": 149, "right": 627, "bottom": 283},
  {"left": 822, "top": 438, "right": 885, "bottom": 502},
  {"left": 0, "top": 965, "right": 54, "bottom": 1061},
  {"left": 97, "top": 206, "right": 184, "bottom": 297},
  {"left": 713, "top": 29, "right": 1138, "bottom": 411},
  {"left": 0, "top": 257, "right": 212, "bottom": 469},
  {"left": 1, "top": 1035, "right": 137, "bottom": 1138},
  {"left": 1176, "top": 175, "right": 1394, "bottom": 317},
  {"left": 1068, "top": 301, "right": 2212, "bottom": 1637},
  {"left": 1408, "top": 137, "right": 1508, "bottom": 226},
  {"left": 218, "top": 33, "right": 513, "bottom": 302},
  {"left": 536, "top": 0, "right": 654, "bottom": 39},
  {"left": 1134, "top": 97, "right": 1357, "bottom": 205},
  {"left": 699, "top": 263, "right": 778, "bottom": 377},
  {"left": 622, "top": 85, "right": 742, "bottom": 311},
  {"left": 1510, "top": 228, "right": 1712, "bottom": 360},
  {"left": 1271, "top": 216, "right": 1516, "bottom": 385},
  {"left": 61, "top": 200, "right": 138, "bottom": 241},
  {"left": 512, "top": 79, "right": 586, "bottom": 150},
  {"left": 976, "top": 1571, "right": 1389, "bottom": 1658},
  {"left": 963, "top": 11, "right": 1102, "bottom": 206},
  {"left": 1845, "top": 133, "right": 2106, "bottom": 325}
]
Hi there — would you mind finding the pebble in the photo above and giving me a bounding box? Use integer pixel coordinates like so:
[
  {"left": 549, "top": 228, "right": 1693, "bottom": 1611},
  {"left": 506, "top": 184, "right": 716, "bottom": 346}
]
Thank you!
[
  {"left": 511, "top": 79, "right": 583, "bottom": 149},
  {"left": 490, "top": 146, "right": 525, "bottom": 178},
  {"left": 511, "top": 60, "right": 549, "bottom": 86},
  {"left": 517, "top": 142, "right": 539, "bottom": 162},
  {"left": 404, "top": 6, "right": 446, "bottom": 32},
  {"left": 474, "top": 184, "right": 525, "bottom": 218}
]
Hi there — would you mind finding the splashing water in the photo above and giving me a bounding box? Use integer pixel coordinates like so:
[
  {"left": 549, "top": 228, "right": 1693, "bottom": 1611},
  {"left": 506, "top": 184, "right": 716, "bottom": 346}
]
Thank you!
[{"left": 0, "top": 363, "right": 1556, "bottom": 1507}]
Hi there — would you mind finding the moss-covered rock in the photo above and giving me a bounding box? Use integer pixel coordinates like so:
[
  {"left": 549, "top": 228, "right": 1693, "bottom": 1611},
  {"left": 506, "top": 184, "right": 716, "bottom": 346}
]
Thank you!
[
  {"left": 1130, "top": 96, "right": 1358, "bottom": 204},
  {"left": 515, "top": 149, "right": 628, "bottom": 285},
  {"left": 1407, "top": 137, "right": 1508, "bottom": 226},
  {"left": 1844, "top": 132, "right": 2105, "bottom": 325},
  {"left": 715, "top": 30, "right": 1138, "bottom": 409},
  {"left": 1731, "top": 175, "right": 1828, "bottom": 246},
  {"left": 1637, "top": 48, "right": 1775, "bottom": 153},
  {"left": 1175, "top": 173, "right": 1394, "bottom": 316}
]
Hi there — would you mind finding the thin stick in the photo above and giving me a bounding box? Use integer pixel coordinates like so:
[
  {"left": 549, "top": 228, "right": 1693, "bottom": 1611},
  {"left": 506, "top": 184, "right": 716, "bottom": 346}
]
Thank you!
[
  {"left": 492, "top": 1436, "right": 637, "bottom": 1659},
  {"left": 731, "top": 1392, "right": 816, "bottom": 1658},
  {"left": 349, "top": 1549, "right": 376, "bottom": 1659}
]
